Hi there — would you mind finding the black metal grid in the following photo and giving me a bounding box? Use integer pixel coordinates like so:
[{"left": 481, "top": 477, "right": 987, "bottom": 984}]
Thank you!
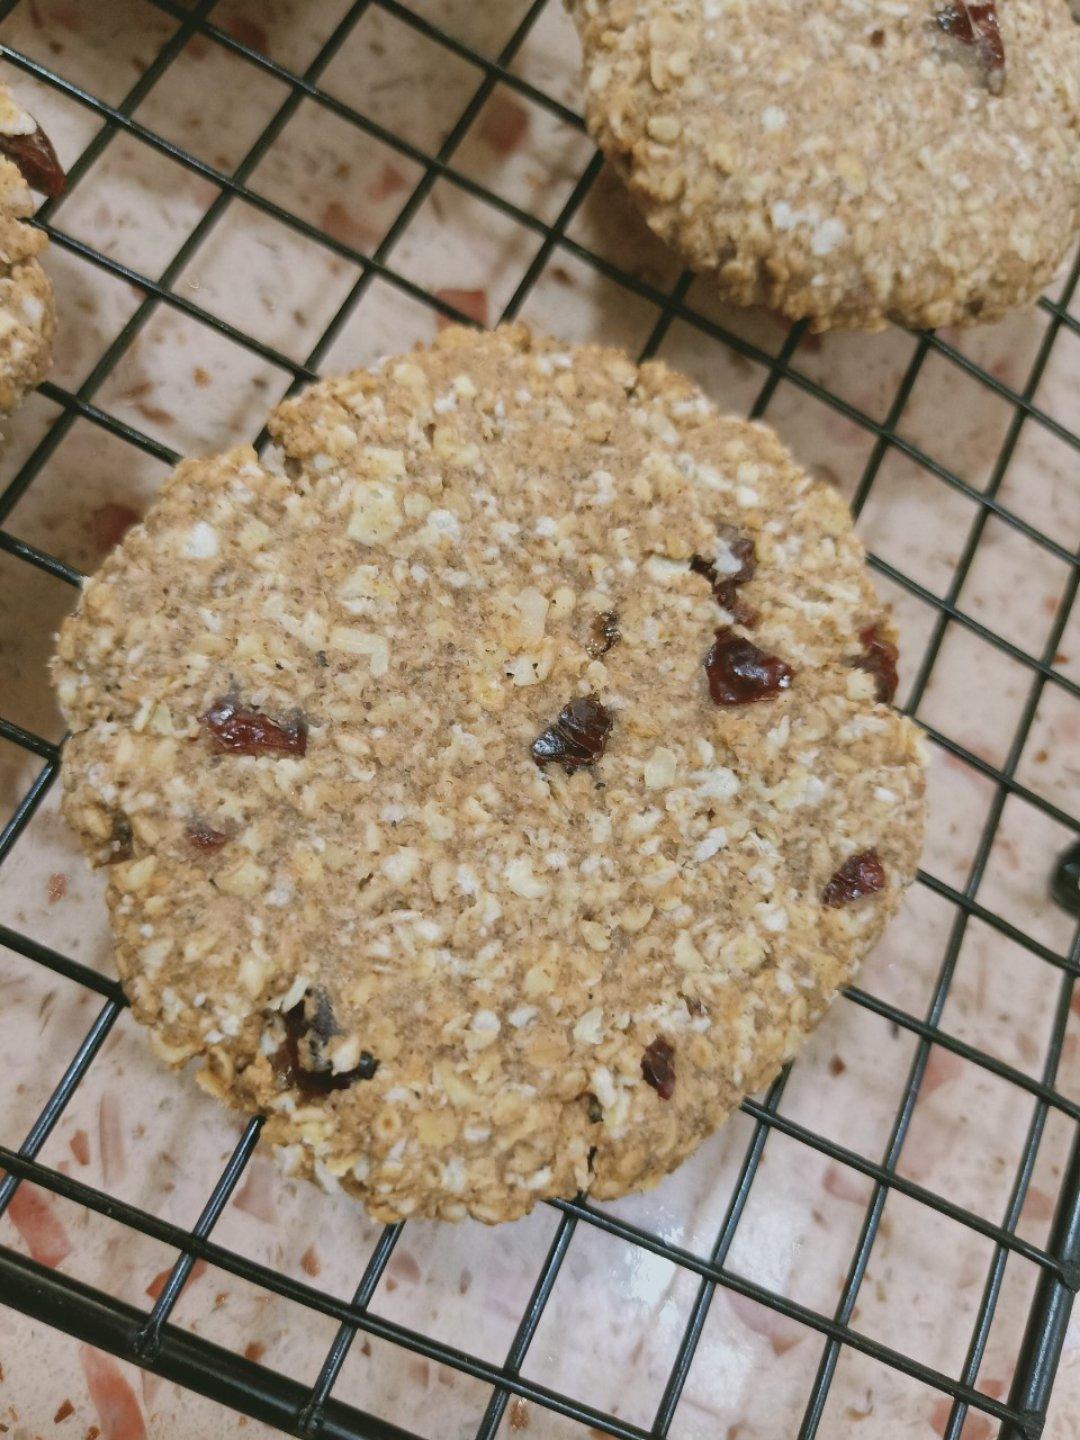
[{"left": 0, "top": 1, "right": 1077, "bottom": 1436}]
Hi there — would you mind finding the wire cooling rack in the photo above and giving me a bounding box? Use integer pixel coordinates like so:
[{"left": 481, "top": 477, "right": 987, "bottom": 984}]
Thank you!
[{"left": 0, "top": 1, "right": 1077, "bottom": 1437}]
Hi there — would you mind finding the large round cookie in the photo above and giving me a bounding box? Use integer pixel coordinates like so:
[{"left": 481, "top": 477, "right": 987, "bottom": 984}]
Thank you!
[
  {"left": 570, "top": 0, "right": 1080, "bottom": 331},
  {"left": 0, "top": 83, "right": 61, "bottom": 414},
  {"left": 55, "top": 326, "right": 926, "bottom": 1223}
]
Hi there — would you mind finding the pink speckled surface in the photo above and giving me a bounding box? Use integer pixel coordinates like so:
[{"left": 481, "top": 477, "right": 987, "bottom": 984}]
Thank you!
[{"left": 0, "top": 3, "right": 1077, "bottom": 1438}]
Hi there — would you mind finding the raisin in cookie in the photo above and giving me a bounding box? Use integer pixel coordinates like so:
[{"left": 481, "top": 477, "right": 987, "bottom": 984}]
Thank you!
[
  {"left": 569, "top": 0, "right": 1080, "bottom": 331},
  {"left": 54, "top": 325, "right": 926, "bottom": 1224},
  {"left": 0, "top": 82, "right": 62, "bottom": 414}
]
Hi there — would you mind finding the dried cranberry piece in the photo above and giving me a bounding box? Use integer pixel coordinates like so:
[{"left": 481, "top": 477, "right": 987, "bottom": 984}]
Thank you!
[
  {"left": 187, "top": 820, "right": 228, "bottom": 852},
  {"left": 935, "top": 2, "right": 1005, "bottom": 92},
  {"left": 641, "top": 1038, "right": 676, "bottom": 1100},
  {"left": 272, "top": 989, "right": 378, "bottom": 1097},
  {"left": 855, "top": 624, "right": 899, "bottom": 704},
  {"left": 718, "top": 529, "right": 757, "bottom": 588},
  {"left": 0, "top": 123, "right": 65, "bottom": 197},
  {"left": 691, "top": 530, "right": 757, "bottom": 622},
  {"left": 704, "top": 628, "right": 792, "bottom": 706},
  {"left": 308, "top": 987, "right": 338, "bottom": 1048},
  {"left": 106, "top": 812, "right": 134, "bottom": 863},
  {"left": 822, "top": 850, "right": 887, "bottom": 907},
  {"left": 689, "top": 553, "right": 720, "bottom": 589},
  {"left": 532, "top": 695, "right": 613, "bottom": 773},
  {"left": 719, "top": 592, "right": 756, "bottom": 626},
  {"left": 588, "top": 610, "right": 620, "bottom": 658},
  {"left": 202, "top": 696, "right": 307, "bottom": 757}
]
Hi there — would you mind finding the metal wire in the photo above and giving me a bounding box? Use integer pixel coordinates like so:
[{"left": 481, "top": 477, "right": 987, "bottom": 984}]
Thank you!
[{"left": 0, "top": 3, "right": 1077, "bottom": 1437}]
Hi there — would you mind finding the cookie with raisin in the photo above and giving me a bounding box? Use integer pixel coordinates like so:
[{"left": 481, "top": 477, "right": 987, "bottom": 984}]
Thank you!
[
  {"left": 54, "top": 325, "right": 925, "bottom": 1223},
  {"left": 569, "top": 0, "right": 1079, "bottom": 331},
  {"left": 0, "top": 82, "right": 62, "bottom": 415}
]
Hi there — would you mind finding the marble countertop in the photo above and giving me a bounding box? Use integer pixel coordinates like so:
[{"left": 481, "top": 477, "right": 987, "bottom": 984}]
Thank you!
[{"left": 0, "top": 2, "right": 1077, "bottom": 1438}]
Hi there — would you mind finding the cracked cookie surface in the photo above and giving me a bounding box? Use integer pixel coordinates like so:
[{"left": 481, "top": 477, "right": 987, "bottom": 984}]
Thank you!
[
  {"left": 55, "top": 325, "right": 926, "bottom": 1223},
  {"left": 569, "top": 0, "right": 1080, "bottom": 331}
]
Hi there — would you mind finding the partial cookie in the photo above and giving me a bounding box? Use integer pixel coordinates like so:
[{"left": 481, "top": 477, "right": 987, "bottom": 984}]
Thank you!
[
  {"left": 0, "top": 82, "right": 63, "bottom": 415},
  {"left": 55, "top": 326, "right": 926, "bottom": 1224},
  {"left": 569, "top": 0, "right": 1080, "bottom": 331}
]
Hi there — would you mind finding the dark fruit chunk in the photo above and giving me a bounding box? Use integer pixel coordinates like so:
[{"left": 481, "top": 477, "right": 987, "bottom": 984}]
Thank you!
[
  {"left": 704, "top": 628, "right": 792, "bottom": 706},
  {"left": 641, "top": 1038, "right": 676, "bottom": 1100},
  {"left": 532, "top": 694, "right": 613, "bottom": 773},
  {"left": 187, "top": 820, "right": 228, "bottom": 852},
  {"left": 822, "top": 850, "right": 887, "bottom": 907},
  {"left": 855, "top": 624, "right": 899, "bottom": 704},
  {"left": 588, "top": 610, "right": 620, "bottom": 658},
  {"left": 689, "top": 553, "right": 719, "bottom": 587},
  {"left": 691, "top": 529, "right": 757, "bottom": 621},
  {"left": 718, "top": 528, "right": 757, "bottom": 587},
  {"left": 308, "top": 987, "right": 338, "bottom": 1047},
  {"left": 935, "top": 2, "right": 1005, "bottom": 93},
  {"left": 0, "top": 124, "right": 65, "bottom": 197},
  {"left": 271, "top": 988, "right": 378, "bottom": 1097},
  {"left": 202, "top": 696, "right": 307, "bottom": 757},
  {"left": 106, "top": 812, "right": 134, "bottom": 862}
]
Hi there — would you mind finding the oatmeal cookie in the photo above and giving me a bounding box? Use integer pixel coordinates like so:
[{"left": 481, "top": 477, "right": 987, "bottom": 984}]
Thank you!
[
  {"left": 0, "top": 82, "right": 61, "bottom": 414},
  {"left": 569, "top": 0, "right": 1080, "bottom": 331},
  {"left": 54, "top": 326, "right": 926, "bottom": 1224}
]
